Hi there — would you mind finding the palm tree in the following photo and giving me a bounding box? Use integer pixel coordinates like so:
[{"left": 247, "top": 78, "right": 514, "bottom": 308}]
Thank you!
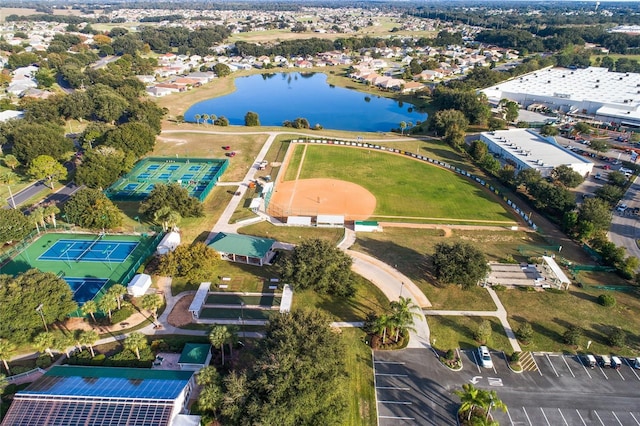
[
  {"left": 3, "top": 154, "right": 19, "bottom": 171},
  {"left": 196, "top": 366, "right": 221, "bottom": 387},
  {"left": 226, "top": 325, "right": 239, "bottom": 359},
  {"left": 141, "top": 293, "right": 163, "bottom": 323},
  {"left": 210, "top": 114, "right": 217, "bottom": 126},
  {"left": 454, "top": 383, "right": 491, "bottom": 421},
  {"left": 400, "top": 121, "right": 407, "bottom": 135},
  {"left": 202, "top": 114, "right": 210, "bottom": 126},
  {"left": 176, "top": 115, "right": 184, "bottom": 125},
  {"left": 0, "top": 339, "right": 16, "bottom": 375},
  {"left": 198, "top": 384, "right": 223, "bottom": 413},
  {"left": 390, "top": 296, "right": 421, "bottom": 342},
  {"left": 44, "top": 203, "right": 60, "bottom": 228},
  {"left": 31, "top": 206, "right": 46, "bottom": 233},
  {"left": 108, "top": 284, "right": 127, "bottom": 310},
  {"left": 78, "top": 330, "right": 99, "bottom": 357},
  {"left": 33, "top": 332, "right": 55, "bottom": 358},
  {"left": 54, "top": 332, "right": 75, "bottom": 358},
  {"left": 372, "top": 314, "right": 392, "bottom": 345},
  {"left": 97, "top": 294, "right": 117, "bottom": 322},
  {"left": 209, "top": 324, "right": 231, "bottom": 366},
  {"left": 485, "top": 390, "right": 507, "bottom": 422},
  {"left": 194, "top": 114, "right": 201, "bottom": 125},
  {"left": 81, "top": 300, "right": 98, "bottom": 323},
  {"left": 123, "top": 332, "right": 147, "bottom": 360},
  {"left": 153, "top": 206, "right": 181, "bottom": 232}
]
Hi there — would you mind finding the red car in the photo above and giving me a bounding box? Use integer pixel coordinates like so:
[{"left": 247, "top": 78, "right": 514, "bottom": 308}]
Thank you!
[{"left": 222, "top": 146, "right": 231, "bottom": 150}]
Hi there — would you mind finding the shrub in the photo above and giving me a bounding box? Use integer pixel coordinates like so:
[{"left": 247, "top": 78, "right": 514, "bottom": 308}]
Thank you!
[
  {"left": 563, "top": 326, "right": 583, "bottom": 346},
  {"left": 597, "top": 294, "right": 616, "bottom": 307},
  {"left": 445, "top": 349, "right": 455, "bottom": 360},
  {"left": 492, "top": 284, "right": 506, "bottom": 292},
  {"left": 474, "top": 320, "right": 492, "bottom": 345},
  {"left": 91, "top": 354, "right": 106, "bottom": 366},
  {"left": 10, "top": 366, "right": 34, "bottom": 375},
  {"left": 35, "top": 355, "right": 52, "bottom": 369},
  {"left": 511, "top": 351, "right": 521, "bottom": 363},
  {"left": 110, "top": 305, "right": 135, "bottom": 324},
  {"left": 516, "top": 322, "right": 533, "bottom": 344},
  {"left": 608, "top": 327, "right": 626, "bottom": 347}
]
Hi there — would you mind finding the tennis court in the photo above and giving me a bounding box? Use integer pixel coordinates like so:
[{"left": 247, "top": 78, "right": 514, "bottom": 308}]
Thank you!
[
  {"left": 38, "top": 239, "right": 139, "bottom": 263},
  {"left": 105, "top": 157, "right": 229, "bottom": 202},
  {"left": 65, "top": 278, "right": 109, "bottom": 304},
  {"left": 1, "top": 232, "right": 163, "bottom": 309}
]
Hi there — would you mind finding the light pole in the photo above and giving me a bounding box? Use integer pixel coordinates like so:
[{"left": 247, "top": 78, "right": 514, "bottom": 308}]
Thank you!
[
  {"left": 240, "top": 301, "right": 245, "bottom": 343},
  {"left": 7, "top": 185, "right": 16, "bottom": 209},
  {"left": 102, "top": 245, "right": 113, "bottom": 271},
  {"left": 400, "top": 281, "right": 404, "bottom": 298},
  {"left": 36, "top": 303, "right": 48, "bottom": 332}
]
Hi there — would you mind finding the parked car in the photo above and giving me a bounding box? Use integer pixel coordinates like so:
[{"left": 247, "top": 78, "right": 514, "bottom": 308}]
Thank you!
[
  {"left": 584, "top": 354, "right": 597, "bottom": 369},
  {"left": 616, "top": 204, "right": 627, "bottom": 212},
  {"left": 632, "top": 357, "right": 640, "bottom": 369},
  {"left": 598, "top": 355, "right": 611, "bottom": 368},
  {"left": 478, "top": 346, "right": 493, "bottom": 369},
  {"left": 611, "top": 356, "right": 623, "bottom": 370}
]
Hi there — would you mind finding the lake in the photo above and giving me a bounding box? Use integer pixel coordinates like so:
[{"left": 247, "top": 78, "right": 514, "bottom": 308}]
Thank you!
[{"left": 184, "top": 72, "right": 427, "bottom": 132}]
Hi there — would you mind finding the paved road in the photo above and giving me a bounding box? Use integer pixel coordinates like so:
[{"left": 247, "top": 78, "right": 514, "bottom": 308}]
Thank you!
[
  {"left": 5, "top": 181, "right": 48, "bottom": 209},
  {"left": 609, "top": 176, "right": 640, "bottom": 263}
]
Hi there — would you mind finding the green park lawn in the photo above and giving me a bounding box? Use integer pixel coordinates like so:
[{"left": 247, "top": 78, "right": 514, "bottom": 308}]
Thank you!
[
  {"left": 290, "top": 144, "right": 514, "bottom": 223},
  {"left": 427, "top": 316, "right": 512, "bottom": 353},
  {"left": 238, "top": 221, "right": 345, "bottom": 245},
  {"left": 342, "top": 328, "right": 377, "bottom": 426},
  {"left": 496, "top": 286, "right": 640, "bottom": 356}
]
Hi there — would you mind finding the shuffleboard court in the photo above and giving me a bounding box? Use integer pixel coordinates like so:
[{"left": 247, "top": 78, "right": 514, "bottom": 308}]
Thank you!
[
  {"left": 205, "top": 294, "right": 281, "bottom": 306},
  {"left": 38, "top": 239, "right": 139, "bottom": 263},
  {"left": 65, "top": 278, "right": 109, "bottom": 304}
]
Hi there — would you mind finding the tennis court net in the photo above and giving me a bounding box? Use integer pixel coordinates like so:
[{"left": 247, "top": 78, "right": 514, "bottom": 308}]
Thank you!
[{"left": 75, "top": 233, "right": 104, "bottom": 262}]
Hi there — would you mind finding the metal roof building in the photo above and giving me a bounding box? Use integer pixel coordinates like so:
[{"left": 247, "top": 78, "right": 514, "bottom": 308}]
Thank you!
[
  {"left": 481, "top": 67, "right": 640, "bottom": 126},
  {"left": 1, "top": 366, "right": 198, "bottom": 426},
  {"left": 479, "top": 129, "right": 593, "bottom": 178},
  {"left": 208, "top": 232, "right": 276, "bottom": 266}
]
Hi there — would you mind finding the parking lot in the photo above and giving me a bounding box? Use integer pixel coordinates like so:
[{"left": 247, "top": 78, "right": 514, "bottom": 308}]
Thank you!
[{"left": 374, "top": 349, "right": 640, "bottom": 425}]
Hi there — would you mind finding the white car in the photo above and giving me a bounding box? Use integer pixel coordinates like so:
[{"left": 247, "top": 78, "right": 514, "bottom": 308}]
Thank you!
[{"left": 478, "top": 346, "right": 493, "bottom": 369}]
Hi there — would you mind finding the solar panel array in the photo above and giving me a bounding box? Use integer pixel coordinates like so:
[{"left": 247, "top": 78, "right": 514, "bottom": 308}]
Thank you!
[{"left": 1, "top": 395, "right": 173, "bottom": 426}]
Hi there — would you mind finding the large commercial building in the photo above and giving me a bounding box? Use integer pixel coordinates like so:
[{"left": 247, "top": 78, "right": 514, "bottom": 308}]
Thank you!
[
  {"left": 1, "top": 366, "right": 199, "bottom": 426},
  {"left": 479, "top": 129, "right": 594, "bottom": 177},
  {"left": 481, "top": 67, "right": 640, "bottom": 127}
]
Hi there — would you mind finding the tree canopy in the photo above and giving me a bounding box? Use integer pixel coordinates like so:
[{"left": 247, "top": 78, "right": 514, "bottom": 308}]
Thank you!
[
  {"left": 278, "top": 238, "right": 355, "bottom": 297},
  {"left": 103, "top": 122, "right": 157, "bottom": 157},
  {"left": 0, "top": 209, "right": 33, "bottom": 244},
  {"left": 0, "top": 269, "right": 77, "bottom": 344},
  {"left": 8, "top": 122, "right": 73, "bottom": 164},
  {"left": 432, "top": 242, "right": 489, "bottom": 289},
  {"left": 552, "top": 165, "right": 584, "bottom": 188},
  {"left": 63, "top": 188, "right": 123, "bottom": 230},
  {"left": 75, "top": 146, "right": 135, "bottom": 189},
  {"left": 157, "top": 243, "right": 220, "bottom": 284},
  {"left": 27, "top": 155, "right": 68, "bottom": 190},
  {"left": 138, "top": 183, "right": 204, "bottom": 218}
]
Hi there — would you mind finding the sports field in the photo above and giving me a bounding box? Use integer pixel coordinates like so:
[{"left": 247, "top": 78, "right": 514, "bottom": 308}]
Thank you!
[
  {"left": 105, "top": 157, "right": 228, "bottom": 202},
  {"left": 271, "top": 144, "right": 515, "bottom": 223},
  {"left": 1, "top": 233, "right": 160, "bottom": 305}
]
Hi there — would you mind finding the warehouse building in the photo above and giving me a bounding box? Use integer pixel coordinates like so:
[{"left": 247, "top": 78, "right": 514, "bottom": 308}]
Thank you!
[
  {"left": 479, "top": 129, "right": 593, "bottom": 177},
  {"left": 481, "top": 67, "right": 640, "bottom": 127}
]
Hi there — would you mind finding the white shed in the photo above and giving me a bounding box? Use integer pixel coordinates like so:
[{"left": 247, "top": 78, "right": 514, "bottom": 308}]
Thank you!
[
  {"left": 127, "top": 273, "right": 152, "bottom": 297},
  {"left": 316, "top": 214, "right": 345, "bottom": 228},
  {"left": 156, "top": 231, "right": 181, "bottom": 255}
]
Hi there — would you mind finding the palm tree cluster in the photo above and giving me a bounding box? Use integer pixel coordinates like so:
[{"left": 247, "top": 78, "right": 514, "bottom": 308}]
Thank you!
[
  {"left": 454, "top": 383, "right": 507, "bottom": 426},
  {"left": 366, "top": 296, "right": 421, "bottom": 347}
]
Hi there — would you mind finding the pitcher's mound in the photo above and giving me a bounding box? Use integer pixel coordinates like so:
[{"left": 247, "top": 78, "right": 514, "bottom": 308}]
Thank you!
[{"left": 268, "top": 178, "right": 376, "bottom": 220}]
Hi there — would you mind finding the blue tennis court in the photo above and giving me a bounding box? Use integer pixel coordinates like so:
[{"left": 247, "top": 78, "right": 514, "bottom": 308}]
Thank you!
[
  {"left": 65, "top": 277, "right": 109, "bottom": 304},
  {"left": 147, "top": 165, "right": 160, "bottom": 171},
  {"left": 38, "top": 239, "right": 139, "bottom": 263},
  {"left": 167, "top": 165, "right": 180, "bottom": 171}
]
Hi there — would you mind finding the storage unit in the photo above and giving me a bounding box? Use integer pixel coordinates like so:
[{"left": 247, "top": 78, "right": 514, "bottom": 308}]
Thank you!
[{"left": 127, "top": 273, "right": 152, "bottom": 297}]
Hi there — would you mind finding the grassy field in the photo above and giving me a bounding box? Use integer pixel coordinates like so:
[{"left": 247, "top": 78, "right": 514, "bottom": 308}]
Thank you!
[
  {"left": 237, "top": 221, "right": 345, "bottom": 245},
  {"left": 289, "top": 144, "right": 515, "bottom": 223},
  {"left": 352, "top": 227, "right": 558, "bottom": 310},
  {"left": 427, "top": 316, "right": 512, "bottom": 353},
  {"left": 292, "top": 275, "right": 390, "bottom": 321},
  {"left": 342, "top": 328, "right": 377, "bottom": 426},
  {"left": 497, "top": 286, "right": 640, "bottom": 356}
]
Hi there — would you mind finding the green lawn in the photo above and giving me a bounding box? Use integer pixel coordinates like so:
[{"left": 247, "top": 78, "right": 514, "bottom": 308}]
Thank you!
[
  {"left": 292, "top": 275, "right": 390, "bottom": 321},
  {"left": 342, "top": 328, "right": 377, "bottom": 426},
  {"left": 352, "top": 227, "right": 553, "bottom": 310},
  {"left": 497, "top": 287, "right": 640, "bottom": 356},
  {"left": 427, "top": 316, "right": 512, "bottom": 353},
  {"left": 290, "top": 144, "right": 514, "bottom": 223},
  {"left": 238, "top": 221, "right": 345, "bottom": 245}
]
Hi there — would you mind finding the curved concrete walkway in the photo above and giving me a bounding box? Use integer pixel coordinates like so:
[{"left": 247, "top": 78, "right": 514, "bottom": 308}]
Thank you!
[{"left": 424, "top": 287, "right": 521, "bottom": 352}]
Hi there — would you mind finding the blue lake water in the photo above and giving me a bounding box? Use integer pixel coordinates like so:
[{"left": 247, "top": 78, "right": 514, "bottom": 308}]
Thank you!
[{"left": 184, "top": 72, "right": 427, "bottom": 132}]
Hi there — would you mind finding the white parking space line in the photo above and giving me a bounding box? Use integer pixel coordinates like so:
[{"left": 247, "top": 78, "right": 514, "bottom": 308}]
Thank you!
[
  {"left": 614, "top": 367, "right": 625, "bottom": 380},
  {"left": 471, "top": 350, "right": 481, "bottom": 373},
  {"left": 558, "top": 408, "right": 569, "bottom": 425},
  {"left": 506, "top": 408, "right": 515, "bottom": 426},
  {"left": 577, "top": 356, "right": 593, "bottom": 379},
  {"left": 522, "top": 407, "right": 533, "bottom": 426},
  {"left": 624, "top": 358, "right": 640, "bottom": 380},
  {"left": 540, "top": 408, "right": 551, "bottom": 426},
  {"left": 612, "top": 411, "right": 624, "bottom": 425},
  {"left": 378, "top": 401, "right": 412, "bottom": 405},
  {"left": 562, "top": 356, "right": 576, "bottom": 378},
  {"left": 630, "top": 412, "right": 640, "bottom": 425},
  {"left": 597, "top": 365, "right": 609, "bottom": 380},
  {"left": 376, "top": 386, "right": 410, "bottom": 391},
  {"left": 532, "top": 355, "right": 542, "bottom": 376},
  {"left": 576, "top": 410, "right": 588, "bottom": 426},
  {"left": 379, "top": 415, "right": 415, "bottom": 420},
  {"left": 375, "top": 373, "right": 408, "bottom": 377},
  {"left": 594, "top": 410, "right": 605, "bottom": 426},
  {"left": 374, "top": 361, "right": 405, "bottom": 365},
  {"left": 545, "top": 354, "right": 559, "bottom": 377}
]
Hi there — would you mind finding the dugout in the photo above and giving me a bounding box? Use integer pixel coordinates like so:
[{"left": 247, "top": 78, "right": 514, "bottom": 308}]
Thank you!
[
  {"left": 316, "top": 214, "right": 345, "bottom": 228},
  {"left": 287, "top": 216, "right": 312, "bottom": 226},
  {"left": 127, "top": 273, "right": 152, "bottom": 297},
  {"left": 354, "top": 221, "right": 380, "bottom": 232}
]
